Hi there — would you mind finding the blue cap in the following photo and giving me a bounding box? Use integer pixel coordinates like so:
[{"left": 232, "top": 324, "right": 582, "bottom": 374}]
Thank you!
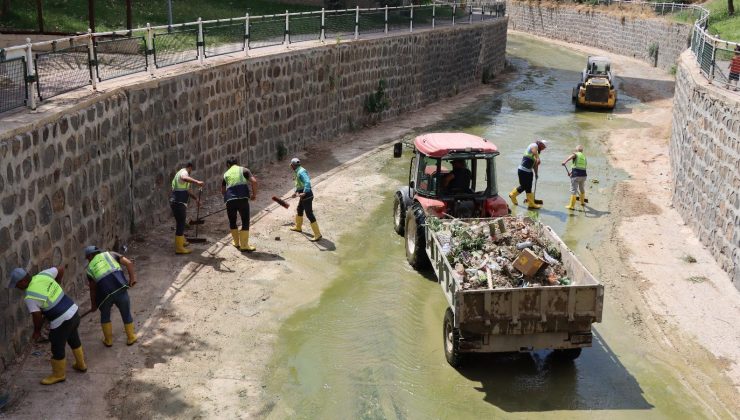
[
  {"left": 84, "top": 245, "right": 101, "bottom": 257},
  {"left": 8, "top": 268, "right": 28, "bottom": 289}
]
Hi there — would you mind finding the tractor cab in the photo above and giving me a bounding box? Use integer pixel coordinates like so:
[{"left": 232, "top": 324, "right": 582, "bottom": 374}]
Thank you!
[{"left": 392, "top": 133, "right": 509, "bottom": 235}]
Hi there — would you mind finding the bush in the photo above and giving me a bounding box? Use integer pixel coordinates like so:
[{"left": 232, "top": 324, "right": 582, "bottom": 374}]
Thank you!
[{"left": 364, "top": 79, "right": 390, "bottom": 113}]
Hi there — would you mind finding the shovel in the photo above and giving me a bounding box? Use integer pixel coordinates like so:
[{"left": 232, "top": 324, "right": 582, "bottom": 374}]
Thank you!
[{"left": 564, "top": 166, "right": 588, "bottom": 203}]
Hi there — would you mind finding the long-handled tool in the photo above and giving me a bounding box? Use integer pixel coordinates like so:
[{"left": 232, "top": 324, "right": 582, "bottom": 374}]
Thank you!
[
  {"left": 272, "top": 196, "right": 291, "bottom": 208},
  {"left": 533, "top": 177, "right": 544, "bottom": 205},
  {"left": 563, "top": 165, "right": 589, "bottom": 203},
  {"left": 186, "top": 189, "right": 209, "bottom": 243}
]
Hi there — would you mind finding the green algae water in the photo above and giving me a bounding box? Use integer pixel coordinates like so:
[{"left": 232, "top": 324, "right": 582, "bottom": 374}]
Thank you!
[{"left": 262, "top": 34, "right": 724, "bottom": 419}]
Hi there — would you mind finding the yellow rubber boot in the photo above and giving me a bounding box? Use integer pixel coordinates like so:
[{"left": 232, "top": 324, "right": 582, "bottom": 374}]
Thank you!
[
  {"left": 580, "top": 193, "right": 586, "bottom": 208},
  {"left": 41, "top": 359, "right": 66, "bottom": 385},
  {"left": 230, "top": 229, "right": 240, "bottom": 248},
  {"left": 508, "top": 187, "right": 520, "bottom": 206},
  {"left": 239, "top": 230, "right": 256, "bottom": 252},
  {"left": 124, "top": 323, "right": 138, "bottom": 346},
  {"left": 71, "top": 347, "right": 87, "bottom": 372},
  {"left": 565, "top": 195, "right": 577, "bottom": 210},
  {"left": 175, "top": 235, "right": 191, "bottom": 254},
  {"left": 310, "top": 222, "right": 322, "bottom": 242},
  {"left": 526, "top": 193, "right": 542, "bottom": 210},
  {"left": 290, "top": 216, "right": 303, "bottom": 232},
  {"left": 101, "top": 322, "right": 113, "bottom": 347}
]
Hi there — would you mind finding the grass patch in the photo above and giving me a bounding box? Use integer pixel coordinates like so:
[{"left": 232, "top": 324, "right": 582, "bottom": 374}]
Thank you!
[
  {"left": 670, "top": 0, "right": 740, "bottom": 42},
  {"left": 681, "top": 254, "right": 697, "bottom": 263},
  {"left": 685, "top": 275, "right": 709, "bottom": 283},
  {"left": 0, "top": 0, "right": 319, "bottom": 33}
]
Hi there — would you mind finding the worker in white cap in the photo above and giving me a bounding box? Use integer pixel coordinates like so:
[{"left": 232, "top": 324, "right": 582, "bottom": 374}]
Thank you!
[
  {"left": 509, "top": 139, "right": 548, "bottom": 209},
  {"left": 83, "top": 245, "right": 138, "bottom": 347},
  {"left": 289, "top": 158, "right": 322, "bottom": 241},
  {"left": 8, "top": 266, "right": 87, "bottom": 385}
]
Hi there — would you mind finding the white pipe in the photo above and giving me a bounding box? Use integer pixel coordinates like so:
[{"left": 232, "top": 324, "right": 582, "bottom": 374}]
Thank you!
[
  {"left": 25, "top": 38, "right": 37, "bottom": 110},
  {"left": 87, "top": 29, "right": 98, "bottom": 90}
]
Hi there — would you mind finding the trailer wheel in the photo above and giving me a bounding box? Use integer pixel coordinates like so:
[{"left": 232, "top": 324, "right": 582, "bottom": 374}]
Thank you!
[
  {"left": 443, "top": 308, "right": 462, "bottom": 367},
  {"left": 393, "top": 192, "right": 406, "bottom": 236},
  {"left": 553, "top": 348, "right": 582, "bottom": 361},
  {"left": 405, "top": 202, "right": 429, "bottom": 269}
]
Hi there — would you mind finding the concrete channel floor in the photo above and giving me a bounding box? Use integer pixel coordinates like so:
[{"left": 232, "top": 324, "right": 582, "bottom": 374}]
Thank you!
[{"left": 1, "top": 32, "right": 739, "bottom": 419}]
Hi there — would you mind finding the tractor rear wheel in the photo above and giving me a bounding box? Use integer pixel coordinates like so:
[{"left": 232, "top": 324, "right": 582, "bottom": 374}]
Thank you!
[
  {"left": 393, "top": 192, "right": 406, "bottom": 236},
  {"left": 444, "top": 308, "right": 463, "bottom": 367},
  {"left": 405, "top": 202, "right": 429, "bottom": 269}
]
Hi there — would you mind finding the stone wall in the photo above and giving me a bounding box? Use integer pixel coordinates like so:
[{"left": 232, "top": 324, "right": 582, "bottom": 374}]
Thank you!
[
  {"left": 506, "top": 0, "right": 691, "bottom": 71},
  {"left": 670, "top": 51, "right": 740, "bottom": 289},
  {"left": 0, "top": 18, "right": 508, "bottom": 369}
]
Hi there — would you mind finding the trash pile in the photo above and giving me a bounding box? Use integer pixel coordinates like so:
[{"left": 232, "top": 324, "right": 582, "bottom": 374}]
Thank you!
[{"left": 428, "top": 217, "right": 571, "bottom": 290}]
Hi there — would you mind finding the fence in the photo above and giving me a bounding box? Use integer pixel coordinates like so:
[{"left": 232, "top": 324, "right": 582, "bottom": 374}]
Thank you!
[{"left": 0, "top": 2, "right": 506, "bottom": 115}]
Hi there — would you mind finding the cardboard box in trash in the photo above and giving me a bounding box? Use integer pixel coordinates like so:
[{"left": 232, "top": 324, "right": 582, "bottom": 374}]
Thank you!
[{"left": 513, "top": 249, "right": 548, "bottom": 277}]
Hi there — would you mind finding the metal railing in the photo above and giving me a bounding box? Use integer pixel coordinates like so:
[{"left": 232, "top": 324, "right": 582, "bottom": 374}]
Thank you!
[{"left": 0, "top": 2, "right": 506, "bottom": 115}]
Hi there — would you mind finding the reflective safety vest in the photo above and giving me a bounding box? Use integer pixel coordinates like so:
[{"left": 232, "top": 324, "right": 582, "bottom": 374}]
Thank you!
[
  {"left": 171, "top": 168, "right": 191, "bottom": 205},
  {"left": 224, "top": 165, "right": 250, "bottom": 202},
  {"left": 87, "top": 252, "right": 128, "bottom": 304},
  {"left": 572, "top": 152, "right": 587, "bottom": 177},
  {"left": 294, "top": 167, "right": 311, "bottom": 193},
  {"left": 518, "top": 143, "right": 538, "bottom": 173},
  {"left": 25, "top": 273, "right": 75, "bottom": 324}
]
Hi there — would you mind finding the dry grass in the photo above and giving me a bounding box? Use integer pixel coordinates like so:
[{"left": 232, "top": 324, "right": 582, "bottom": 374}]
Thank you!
[{"left": 514, "top": 0, "right": 660, "bottom": 21}]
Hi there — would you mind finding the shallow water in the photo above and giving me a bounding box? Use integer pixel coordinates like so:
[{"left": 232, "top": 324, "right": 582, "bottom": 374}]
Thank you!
[{"left": 263, "top": 35, "right": 720, "bottom": 419}]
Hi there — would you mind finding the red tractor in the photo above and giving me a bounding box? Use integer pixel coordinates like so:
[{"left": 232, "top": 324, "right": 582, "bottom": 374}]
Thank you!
[{"left": 393, "top": 133, "right": 510, "bottom": 268}]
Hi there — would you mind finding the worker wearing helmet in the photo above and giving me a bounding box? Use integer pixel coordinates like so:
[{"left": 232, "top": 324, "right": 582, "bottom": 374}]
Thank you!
[
  {"left": 509, "top": 139, "right": 547, "bottom": 209},
  {"left": 289, "top": 158, "right": 322, "bottom": 241},
  {"left": 83, "top": 245, "right": 138, "bottom": 347},
  {"left": 562, "top": 145, "right": 588, "bottom": 211},
  {"left": 8, "top": 266, "right": 87, "bottom": 385}
]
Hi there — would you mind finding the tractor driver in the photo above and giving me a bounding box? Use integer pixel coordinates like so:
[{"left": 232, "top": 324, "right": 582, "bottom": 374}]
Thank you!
[{"left": 442, "top": 159, "right": 472, "bottom": 193}]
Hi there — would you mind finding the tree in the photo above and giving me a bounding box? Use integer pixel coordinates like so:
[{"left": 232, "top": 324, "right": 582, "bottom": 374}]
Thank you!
[
  {"left": 729, "top": 0, "right": 735, "bottom": 16},
  {"left": 1, "top": 0, "right": 10, "bottom": 17}
]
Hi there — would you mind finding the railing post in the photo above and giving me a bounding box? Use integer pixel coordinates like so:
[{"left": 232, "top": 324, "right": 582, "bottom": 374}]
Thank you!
[
  {"left": 432, "top": 3, "right": 435, "bottom": 28},
  {"left": 321, "top": 8, "right": 326, "bottom": 42},
  {"left": 146, "top": 23, "right": 155, "bottom": 75},
  {"left": 410, "top": 4, "right": 414, "bottom": 33},
  {"left": 452, "top": 3, "right": 456, "bottom": 26},
  {"left": 709, "top": 39, "right": 717, "bottom": 82},
  {"left": 244, "top": 13, "right": 250, "bottom": 55},
  {"left": 25, "top": 38, "right": 37, "bottom": 110},
  {"left": 355, "top": 6, "right": 359, "bottom": 40},
  {"left": 197, "top": 17, "right": 204, "bottom": 65},
  {"left": 87, "top": 29, "right": 98, "bottom": 90},
  {"left": 385, "top": 5, "right": 389, "bottom": 34},
  {"left": 469, "top": 4, "right": 473, "bottom": 24},
  {"left": 284, "top": 10, "right": 289, "bottom": 46}
]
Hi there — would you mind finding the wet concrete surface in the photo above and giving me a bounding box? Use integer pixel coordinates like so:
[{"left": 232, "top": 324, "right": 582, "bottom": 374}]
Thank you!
[{"left": 261, "top": 35, "right": 728, "bottom": 418}]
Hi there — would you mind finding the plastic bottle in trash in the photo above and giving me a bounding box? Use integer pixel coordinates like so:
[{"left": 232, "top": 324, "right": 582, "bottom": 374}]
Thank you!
[
  {"left": 441, "top": 243, "right": 451, "bottom": 256},
  {"left": 516, "top": 240, "right": 533, "bottom": 250}
]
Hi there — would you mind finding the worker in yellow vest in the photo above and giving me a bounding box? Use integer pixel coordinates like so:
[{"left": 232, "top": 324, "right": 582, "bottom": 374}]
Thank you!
[
  {"left": 509, "top": 140, "right": 547, "bottom": 209},
  {"left": 562, "top": 145, "right": 588, "bottom": 211},
  {"left": 84, "top": 245, "right": 138, "bottom": 347},
  {"left": 171, "top": 162, "right": 204, "bottom": 254},
  {"left": 222, "top": 158, "right": 258, "bottom": 252},
  {"left": 289, "top": 158, "right": 322, "bottom": 241},
  {"left": 8, "top": 266, "right": 87, "bottom": 385}
]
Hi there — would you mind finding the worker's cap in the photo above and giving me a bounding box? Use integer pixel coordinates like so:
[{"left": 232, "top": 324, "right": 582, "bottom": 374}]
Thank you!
[
  {"left": 7, "top": 268, "right": 28, "bottom": 289},
  {"left": 536, "top": 139, "right": 549, "bottom": 149},
  {"left": 84, "top": 245, "right": 102, "bottom": 257},
  {"left": 290, "top": 158, "right": 301, "bottom": 165}
]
